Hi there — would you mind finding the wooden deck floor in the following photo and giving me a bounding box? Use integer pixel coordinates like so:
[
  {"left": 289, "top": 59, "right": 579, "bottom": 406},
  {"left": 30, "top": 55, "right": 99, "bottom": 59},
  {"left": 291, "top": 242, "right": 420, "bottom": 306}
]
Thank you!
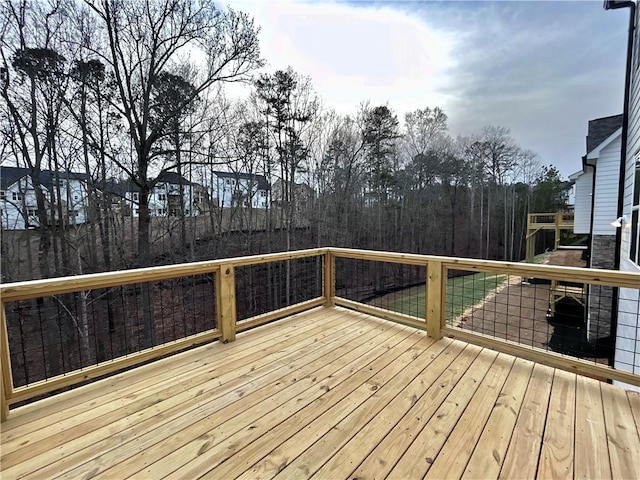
[{"left": 1, "top": 306, "right": 639, "bottom": 480}]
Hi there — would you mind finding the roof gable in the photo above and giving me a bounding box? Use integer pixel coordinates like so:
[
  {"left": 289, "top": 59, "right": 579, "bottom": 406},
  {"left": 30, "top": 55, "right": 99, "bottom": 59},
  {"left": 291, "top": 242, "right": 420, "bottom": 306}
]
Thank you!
[
  {"left": 586, "top": 114, "right": 623, "bottom": 154},
  {"left": 0, "top": 167, "right": 31, "bottom": 190},
  {"left": 586, "top": 126, "right": 622, "bottom": 160}
]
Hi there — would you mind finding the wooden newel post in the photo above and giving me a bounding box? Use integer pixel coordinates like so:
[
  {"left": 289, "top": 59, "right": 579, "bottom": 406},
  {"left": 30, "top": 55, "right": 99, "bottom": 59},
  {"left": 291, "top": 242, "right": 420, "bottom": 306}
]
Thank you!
[
  {"left": 324, "top": 252, "right": 335, "bottom": 306},
  {"left": 1, "top": 303, "right": 13, "bottom": 422},
  {"left": 426, "top": 261, "right": 444, "bottom": 340},
  {"left": 217, "top": 265, "right": 237, "bottom": 343}
]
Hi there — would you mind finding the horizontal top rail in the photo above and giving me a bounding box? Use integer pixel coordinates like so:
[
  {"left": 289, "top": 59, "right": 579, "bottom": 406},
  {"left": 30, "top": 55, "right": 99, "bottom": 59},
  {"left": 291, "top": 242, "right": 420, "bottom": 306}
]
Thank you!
[
  {"left": 329, "top": 248, "right": 640, "bottom": 289},
  {"left": 4, "top": 247, "right": 639, "bottom": 302},
  {"left": 1, "top": 247, "right": 638, "bottom": 301},
  {"left": 0, "top": 248, "right": 327, "bottom": 302}
]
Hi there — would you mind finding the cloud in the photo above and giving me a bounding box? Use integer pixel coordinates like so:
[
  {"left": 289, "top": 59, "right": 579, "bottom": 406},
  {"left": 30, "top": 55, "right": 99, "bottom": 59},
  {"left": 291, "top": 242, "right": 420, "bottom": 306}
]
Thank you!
[
  {"left": 229, "top": 0, "right": 458, "bottom": 116},
  {"left": 227, "top": 0, "right": 629, "bottom": 177}
]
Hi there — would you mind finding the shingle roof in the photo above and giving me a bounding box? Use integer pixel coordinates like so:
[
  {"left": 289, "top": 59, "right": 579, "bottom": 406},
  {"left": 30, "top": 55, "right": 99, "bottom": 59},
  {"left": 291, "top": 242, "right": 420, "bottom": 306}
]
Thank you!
[
  {"left": 586, "top": 114, "right": 623, "bottom": 154},
  {"left": 212, "top": 171, "right": 270, "bottom": 191},
  {"left": 0, "top": 167, "right": 90, "bottom": 191},
  {"left": 157, "top": 171, "right": 194, "bottom": 186},
  {"left": 0, "top": 166, "right": 31, "bottom": 190}
]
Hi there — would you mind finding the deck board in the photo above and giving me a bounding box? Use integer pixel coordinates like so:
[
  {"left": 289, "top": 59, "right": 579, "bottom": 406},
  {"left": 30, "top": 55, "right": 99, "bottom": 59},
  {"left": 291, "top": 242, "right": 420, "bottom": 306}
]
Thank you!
[{"left": 1, "top": 306, "right": 639, "bottom": 480}]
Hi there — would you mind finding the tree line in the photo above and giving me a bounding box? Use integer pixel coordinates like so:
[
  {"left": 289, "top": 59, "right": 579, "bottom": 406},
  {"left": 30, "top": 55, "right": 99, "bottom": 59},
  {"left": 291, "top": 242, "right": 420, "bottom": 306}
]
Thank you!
[{"left": 1, "top": 0, "right": 568, "bottom": 282}]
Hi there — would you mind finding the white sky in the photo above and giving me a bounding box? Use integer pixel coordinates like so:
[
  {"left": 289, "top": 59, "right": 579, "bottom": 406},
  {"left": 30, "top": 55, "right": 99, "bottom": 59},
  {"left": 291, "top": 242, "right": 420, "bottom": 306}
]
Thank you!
[{"left": 226, "top": 0, "right": 629, "bottom": 179}]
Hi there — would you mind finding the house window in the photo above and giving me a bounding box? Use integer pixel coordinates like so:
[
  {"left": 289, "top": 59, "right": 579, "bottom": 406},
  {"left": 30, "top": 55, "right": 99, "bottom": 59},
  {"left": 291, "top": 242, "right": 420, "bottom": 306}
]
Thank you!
[
  {"left": 27, "top": 208, "right": 37, "bottom": 216},
  {"left": 12, "top": 192, "right": 23, "bottom": 201},
  {"left": 158, "top": 208, "right": 167, "bottom": 215},
  {"left": 225, "top": 179, "right": 231, "bottom": 185},
  {"left": 0, "top": 191, "right": 5, "bottom": 199},
  {"left": 132, "top": 192, "right": 139, "bottom": 202},
  {"left": 630, "top": 157, "right": 640, "bottom": 264},
  {"left": 158, "top": 193, "right": 166, "bottom": 201}
]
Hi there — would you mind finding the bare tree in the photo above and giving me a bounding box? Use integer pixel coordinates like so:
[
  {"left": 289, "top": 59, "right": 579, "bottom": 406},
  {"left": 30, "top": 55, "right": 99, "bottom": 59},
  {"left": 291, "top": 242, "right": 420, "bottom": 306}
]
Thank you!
[{"left": 84, "top": 0, "right": 262, "bottom": 267}]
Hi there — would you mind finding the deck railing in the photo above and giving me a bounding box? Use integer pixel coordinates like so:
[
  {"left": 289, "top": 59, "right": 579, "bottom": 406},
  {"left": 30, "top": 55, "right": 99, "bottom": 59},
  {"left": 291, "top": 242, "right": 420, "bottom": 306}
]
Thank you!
[{"left": 1, "top": 247, "right": 639, "bottom": 421}]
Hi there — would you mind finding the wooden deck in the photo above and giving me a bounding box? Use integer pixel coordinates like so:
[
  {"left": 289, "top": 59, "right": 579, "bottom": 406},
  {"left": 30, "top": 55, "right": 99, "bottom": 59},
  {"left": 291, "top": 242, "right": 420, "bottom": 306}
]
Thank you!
[{"left": 1, "top": 306, "right": 639, "bottom": 480}]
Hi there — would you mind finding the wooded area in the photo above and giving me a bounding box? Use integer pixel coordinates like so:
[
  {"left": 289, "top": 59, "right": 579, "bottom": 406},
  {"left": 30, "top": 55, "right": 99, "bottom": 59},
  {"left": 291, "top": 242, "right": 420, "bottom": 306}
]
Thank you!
[{"left": 1, "top": 0, "right": 570, "bottom": 283}]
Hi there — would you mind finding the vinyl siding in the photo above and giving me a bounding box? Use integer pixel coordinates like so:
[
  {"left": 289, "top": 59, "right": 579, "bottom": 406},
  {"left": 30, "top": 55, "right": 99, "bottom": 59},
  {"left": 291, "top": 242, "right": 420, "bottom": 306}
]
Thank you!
[
  {"left": 615, "top": 8, "right": 640, "bottom": 384},
  {"left": 592, "top": 136, "right": 622, "bottom": 235},
  {"left": 572, "top": 170, "right": 592, "bottom": 234}
]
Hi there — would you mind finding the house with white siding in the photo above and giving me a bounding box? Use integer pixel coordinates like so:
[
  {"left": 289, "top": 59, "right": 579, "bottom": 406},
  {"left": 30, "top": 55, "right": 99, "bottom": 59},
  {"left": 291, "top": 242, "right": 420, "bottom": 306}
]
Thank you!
[
  {"left": 569, "top": 169, "right": 592, "bottom": 235},
  {"left": 603, "top": 1, "right": 640, "bottom": 387},
  {"left": 572, "top": 115, "right": 623, "bottom": 268},
  {"left": 0, "top": 167, "right": 91, "bottom": 230},
  {"left": 571, "top": 115, "right": 623, "bottom": 346},
  {"left": 123, "top": 172, "right": 205, "bottom": 218},
  {"left": 206, "top": 171, "right": 270, "bottom": 209}
]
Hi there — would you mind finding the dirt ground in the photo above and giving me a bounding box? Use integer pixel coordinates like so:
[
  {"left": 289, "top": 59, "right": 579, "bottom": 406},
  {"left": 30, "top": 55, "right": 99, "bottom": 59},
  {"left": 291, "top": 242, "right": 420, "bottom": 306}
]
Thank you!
[
  {"left": 368, "top": 248, "right": 608, "bottom": 363},
  {"left": 458, "top": 248, "right": 609, "bottom": 363}
]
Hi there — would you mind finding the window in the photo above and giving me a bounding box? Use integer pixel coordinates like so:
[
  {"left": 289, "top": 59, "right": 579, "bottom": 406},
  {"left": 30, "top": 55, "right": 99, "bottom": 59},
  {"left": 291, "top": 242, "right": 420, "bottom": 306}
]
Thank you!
[
  {"left": 12, "top": 192, "right": 23, "bottom": 202},
  {"left": 225, "top": 179, "right": 230, "bottom": 185},
  {"left": 158, "top": 208, "right": 167, "bottom": 215},
  {"left": 0, "top": 191, "right": 5, "bottom": 199},
  {"left": 27, "top": 208, "right": 37, "bottom": 216},
  {"left": 630, "top": 157, "right": 640, "bottom": 264},
  {"left": 132, "top": 192, "right": 139, "bottom": 202},
  {"left": 158, "top": 193, "right": 166, "bottom": 201}
]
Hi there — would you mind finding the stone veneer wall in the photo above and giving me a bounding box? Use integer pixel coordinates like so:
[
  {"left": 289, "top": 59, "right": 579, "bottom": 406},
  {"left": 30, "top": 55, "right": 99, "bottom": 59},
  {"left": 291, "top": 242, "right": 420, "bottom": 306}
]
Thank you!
[{"left": 588, "top": 235, "right": 617, "bottom": 341}]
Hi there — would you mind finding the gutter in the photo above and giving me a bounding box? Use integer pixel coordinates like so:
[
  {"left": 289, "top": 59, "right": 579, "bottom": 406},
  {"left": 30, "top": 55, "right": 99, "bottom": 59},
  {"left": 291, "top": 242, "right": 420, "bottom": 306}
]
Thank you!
[{"left": 603, "top": 0, "right": 635, "bottom": 369}]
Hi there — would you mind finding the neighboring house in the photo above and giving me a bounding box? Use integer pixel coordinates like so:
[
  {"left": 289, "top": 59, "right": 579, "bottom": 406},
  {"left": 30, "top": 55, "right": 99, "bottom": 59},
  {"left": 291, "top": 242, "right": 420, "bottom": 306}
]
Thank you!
[
  {"left": 0, "top": 166, "right": 90, "bottom": 230},
  {"left": 272, "top": 179, "right": 314, "bottom": 212},
  {"left": 206, "top": 171, "right": 270, "bottom": 209},
  {"left": 569, "top": 169, "right": 592, "bottom": 234},
  {"left": 124, "top": 172, "right": 205, "bottom": 218},
  {"left": 571, "top": 114, "right": 623, "bottom": 344},
  {"left": 603, "top": 1, "right": 640, "bottom": 384}
]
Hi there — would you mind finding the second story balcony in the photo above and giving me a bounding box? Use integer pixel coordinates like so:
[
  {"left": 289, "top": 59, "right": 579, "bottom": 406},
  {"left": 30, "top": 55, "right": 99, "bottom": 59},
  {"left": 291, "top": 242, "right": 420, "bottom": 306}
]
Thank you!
[{"left": 1, "top": 248, "right": 638, "bottom": 479}]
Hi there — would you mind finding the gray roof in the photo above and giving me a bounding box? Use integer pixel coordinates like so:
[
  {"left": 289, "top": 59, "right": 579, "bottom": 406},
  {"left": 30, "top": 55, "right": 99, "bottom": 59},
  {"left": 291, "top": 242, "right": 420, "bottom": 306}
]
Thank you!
[
  {"left": 213, "top": 171, "right": 270, "bottom": 191},
  {"left": 1, "top": 166, "right": 89, "bottom": 190},
  {"left": 586, "top": 114, "right": 623, "bottom": 154},
  {"left": 0, "top": 167, "right": 31, "bottom": 190}
]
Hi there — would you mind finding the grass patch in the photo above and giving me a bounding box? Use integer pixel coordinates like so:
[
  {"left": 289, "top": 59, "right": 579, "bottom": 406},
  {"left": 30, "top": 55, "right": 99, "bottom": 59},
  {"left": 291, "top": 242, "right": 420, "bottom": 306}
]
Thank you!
[
  {"left": 445, "top": 273, "right": 507, "bottom": 321},
  {"left": 384, "top": 272, "right": 507, "bottom": 321}
]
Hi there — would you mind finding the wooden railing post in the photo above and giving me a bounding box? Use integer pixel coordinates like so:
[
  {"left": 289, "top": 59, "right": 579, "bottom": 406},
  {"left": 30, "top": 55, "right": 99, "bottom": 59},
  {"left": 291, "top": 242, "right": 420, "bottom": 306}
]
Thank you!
[
  {"left": 324, "top": 251, "right": 335, "bottom": 306},
  {"left": 216, "top": 265, "right": 237, "bottom": 343},
  {"left": 426, "top": 261, "right": 444, "bottom": 339},
  {"left": 1, "top": 303, "right": 13, "bottom": 422}
]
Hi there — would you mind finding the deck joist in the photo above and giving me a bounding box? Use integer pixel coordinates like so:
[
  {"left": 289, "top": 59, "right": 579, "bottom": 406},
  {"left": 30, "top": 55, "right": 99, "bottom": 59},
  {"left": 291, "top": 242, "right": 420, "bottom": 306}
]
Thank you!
[{"left": 1, "top": 306, "right": 639, "bottom": 479}]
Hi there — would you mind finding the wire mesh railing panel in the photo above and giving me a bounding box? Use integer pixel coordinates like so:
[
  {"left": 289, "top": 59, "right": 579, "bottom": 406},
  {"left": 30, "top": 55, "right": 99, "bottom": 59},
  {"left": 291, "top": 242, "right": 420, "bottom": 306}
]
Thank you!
[
  {"left": 445, "top": 268, "right": 640, "bottom": 367},
  {"left": 235, "top": 256, "right": 323, "bottom": 322},
  {"left": 4, "top": 273, "right": 217, "bottom": 388},
  {"left": 335, "top": 257, "right": 426, "bottom": 319}
]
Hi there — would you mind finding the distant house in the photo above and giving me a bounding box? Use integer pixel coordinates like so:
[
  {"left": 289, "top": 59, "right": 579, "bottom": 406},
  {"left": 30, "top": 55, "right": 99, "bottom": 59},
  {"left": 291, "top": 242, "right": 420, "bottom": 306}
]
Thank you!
[
  {"left": 0, "top": 166, "right": 91, "bottom": 230},
  {"left": 272, "top": 179, "right": 314, "bottom": 212},
  {"left": 207, "top": 171, "right": 270, "bottom": 209},
  {"left": 123, "top": 172, "right": 206, "bottom": 218}
]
